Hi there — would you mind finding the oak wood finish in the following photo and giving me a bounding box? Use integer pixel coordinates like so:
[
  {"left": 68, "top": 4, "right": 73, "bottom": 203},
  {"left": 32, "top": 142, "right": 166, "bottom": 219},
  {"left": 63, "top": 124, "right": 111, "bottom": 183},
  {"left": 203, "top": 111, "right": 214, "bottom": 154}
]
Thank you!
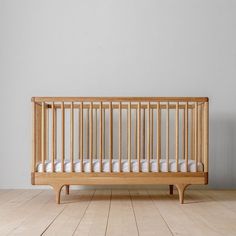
[{"left": 32, "top": 97, "right": 209, "bottom": 204}]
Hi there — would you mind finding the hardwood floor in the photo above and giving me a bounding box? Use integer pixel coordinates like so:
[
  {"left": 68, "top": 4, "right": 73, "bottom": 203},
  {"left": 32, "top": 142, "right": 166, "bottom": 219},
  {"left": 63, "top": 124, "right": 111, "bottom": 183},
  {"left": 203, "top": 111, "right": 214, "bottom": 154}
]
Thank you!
[{"left": 0, "top": 189, "right": 236, "bottom": 236}]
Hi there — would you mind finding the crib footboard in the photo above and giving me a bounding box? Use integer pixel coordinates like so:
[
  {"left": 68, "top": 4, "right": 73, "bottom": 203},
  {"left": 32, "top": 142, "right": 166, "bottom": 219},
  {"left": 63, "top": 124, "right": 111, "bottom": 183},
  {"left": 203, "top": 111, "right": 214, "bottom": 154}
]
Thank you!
[{"left": 31, "top": 97, "right": 209, "bottom": 204}]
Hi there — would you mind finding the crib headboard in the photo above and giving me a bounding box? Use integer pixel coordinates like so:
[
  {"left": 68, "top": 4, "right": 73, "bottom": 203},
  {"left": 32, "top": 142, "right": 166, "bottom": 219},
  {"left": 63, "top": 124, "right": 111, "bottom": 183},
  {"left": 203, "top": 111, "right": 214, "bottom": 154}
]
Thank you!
[{"left": 31, "top": 97, "right": 209, "bottom": 173}]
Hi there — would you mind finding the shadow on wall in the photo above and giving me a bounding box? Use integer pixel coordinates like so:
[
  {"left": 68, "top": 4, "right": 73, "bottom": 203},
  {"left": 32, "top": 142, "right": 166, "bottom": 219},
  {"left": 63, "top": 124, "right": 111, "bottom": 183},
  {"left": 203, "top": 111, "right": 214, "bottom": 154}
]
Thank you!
[{"left": 209, "top": 113, "right": 236, "bottom": 188}]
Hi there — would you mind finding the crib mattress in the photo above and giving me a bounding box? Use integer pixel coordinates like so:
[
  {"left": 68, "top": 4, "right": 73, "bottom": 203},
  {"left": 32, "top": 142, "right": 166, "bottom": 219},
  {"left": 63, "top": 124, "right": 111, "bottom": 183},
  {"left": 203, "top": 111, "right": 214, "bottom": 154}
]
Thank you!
[{"left": 36, "top": 159, "right": 203, "bottom": 173}]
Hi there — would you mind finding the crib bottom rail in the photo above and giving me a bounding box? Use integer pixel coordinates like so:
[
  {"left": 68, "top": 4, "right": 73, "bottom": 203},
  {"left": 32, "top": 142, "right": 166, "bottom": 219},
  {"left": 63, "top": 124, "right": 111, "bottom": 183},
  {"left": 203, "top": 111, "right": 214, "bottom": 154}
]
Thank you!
[{"left": 32, "top": 172, "right": 208, "bottom": 204}]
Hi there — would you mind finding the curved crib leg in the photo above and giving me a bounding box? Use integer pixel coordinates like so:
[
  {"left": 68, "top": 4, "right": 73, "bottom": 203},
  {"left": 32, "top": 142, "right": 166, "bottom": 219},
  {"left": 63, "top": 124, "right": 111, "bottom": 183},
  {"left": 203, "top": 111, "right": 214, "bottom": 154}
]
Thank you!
[
  {"left": 169, "top": 185, "right": 174, "bottom": 195},
  {"left": 175, "top": 184, "right": 189, "bottom": 204},
  {"left": 65, "top": 185, "right": 69, "bottom": 195},
  {"left": 51, "top": 184, "right": 64, "bottom": 204}
]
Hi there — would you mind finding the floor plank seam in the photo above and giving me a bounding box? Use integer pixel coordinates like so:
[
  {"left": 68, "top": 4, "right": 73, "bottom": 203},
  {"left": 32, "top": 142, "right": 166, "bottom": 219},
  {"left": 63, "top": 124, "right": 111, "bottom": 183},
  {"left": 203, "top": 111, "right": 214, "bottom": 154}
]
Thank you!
[
  {"left": 146, "top": 189, "right": 174, "bottom": 236},
  {"left": 40, "top": 204, "right": 67, "bottom": 235},
  {"left": 71, "top": 190, "right": 96, "bottom": 236},
  {"left": 104, "top": 190, "right": 112, "bottom": 236},
  {"left": 129, "top": 190, "right": 140, "bottom": 236}
]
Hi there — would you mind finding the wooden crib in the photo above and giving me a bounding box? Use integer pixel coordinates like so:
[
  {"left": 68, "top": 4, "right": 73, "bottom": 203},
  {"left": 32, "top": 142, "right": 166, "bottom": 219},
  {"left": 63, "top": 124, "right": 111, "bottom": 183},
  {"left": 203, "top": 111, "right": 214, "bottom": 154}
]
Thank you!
[{"left": 31, "top": 97, "right": 209, "bottom": 204}]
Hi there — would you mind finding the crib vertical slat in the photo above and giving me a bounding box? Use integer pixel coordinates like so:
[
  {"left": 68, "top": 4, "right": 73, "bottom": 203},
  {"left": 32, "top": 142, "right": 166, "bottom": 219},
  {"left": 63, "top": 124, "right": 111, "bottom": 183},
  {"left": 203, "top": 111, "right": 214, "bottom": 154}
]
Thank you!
[
  {"left": 100, "top": 102, "right": 103, "bottom": 172},
  {"left": 182, "top": 107, "right": 185, "bottom": 160},
  {"left": 175, "top": 102, "right": 179, "bottom": 172},
  {"left": 150, "top": 108, "right": 153, "bottom": 159},
  {"left": 191, "top": 108, "right": 194, "bottom": 160},
  {"left": 109, "top": 102, "right": 113, "bottom": 172},
  {"left": 142, "top": 108, "right": 146, "bottom": 159},
  {"left": 95, "top": 108, "right": 97, "bottom": 159},
  {"left": 32, "top": 102, "right": 36, "bottom": 172},
  {"left": 127, "top": 108, "right": 128, "bottom": 159},
  {"left": 147, "top": 102, "right": 151, "bottom": 172},
  {"left": 166, "top": 102, "right": 169, "bottom": 172},
  {"left": 54, "top": 107, "right": 57, "bottom": 161},
  {"left": 45, "top": 107, "right": 49, "bottom": 163},
  {"left": 51, "top": 102, "right": 55, "bottom": 172},
  {"left": 202, "top": 104, "right": 205, "bottom": 164},
  {"left": 70, "top": 102, "right": 74, "bottom": 172},
  {"left": 137, "top": 102, "right": 141, "bottom": 172},
  {"left": 80, "top": 102, "right": 84, "bottom": 172},
  {"left": 118, "top": 102, "right": 122, "bottom": 172},
  {"left": 87, "top": 108, "right": 89, "bottom": 160},
  {"left": 41, "top": 102, "right": 45, "bottom": 172},
  {"left": 61, "top": 102, "right": 65, "bottom": 172},
  {"left": 199, "top": 105, "right": 203, "bottom": 163},
  {"left": 185, "top": 102, "right": 188, "bottom": 172},
  {"left": 157, "top": 102, "right": 161, "bottom": 172},
  {"left": 194, "top": 102, "right": 198, "bottom": 172},
  {"left": 203, "top": 102, "right": 209, "bottom": 172},
  {"left": 103, "top": 108, "right": 106, "bottom": 160},
  {"left": 90, "top": 102, "right": 93, "bottom": 172},
  {"left": 134, "top": 108, "right": 137, "bottom": 159},
  {"left": 128, "top": 102, "right": 131, "bottom": 171}
]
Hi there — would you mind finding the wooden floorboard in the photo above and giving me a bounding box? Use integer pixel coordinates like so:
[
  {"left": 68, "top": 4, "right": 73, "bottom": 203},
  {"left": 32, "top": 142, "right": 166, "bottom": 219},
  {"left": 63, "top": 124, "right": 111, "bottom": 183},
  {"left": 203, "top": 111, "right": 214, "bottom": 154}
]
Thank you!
[
  {"left": 0, "top": 189, "right": 234, "bottom": 236},
  {"left": 148, "top": 189, "right": 220, "bottom": 236},
  {"left": 73, "top": 189, "right": 111, "bottom": 236},
  {"left": 106, "top": 189, "right": 138, "bottom": 236},
  {"left": 184, "top": 190, "right": 236, "bottom": 235},
  {"left": 130, "top": 189, "right": 172, "bottom": 236},
  {"left": 43, "top": 190, "right": 95, "bottom": 235}
]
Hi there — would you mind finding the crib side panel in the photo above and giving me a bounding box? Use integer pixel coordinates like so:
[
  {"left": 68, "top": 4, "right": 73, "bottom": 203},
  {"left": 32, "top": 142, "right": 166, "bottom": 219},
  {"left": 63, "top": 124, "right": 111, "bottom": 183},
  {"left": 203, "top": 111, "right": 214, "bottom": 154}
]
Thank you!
[{"left": 32, "top": 97, "right": 209, "bottom": 174}]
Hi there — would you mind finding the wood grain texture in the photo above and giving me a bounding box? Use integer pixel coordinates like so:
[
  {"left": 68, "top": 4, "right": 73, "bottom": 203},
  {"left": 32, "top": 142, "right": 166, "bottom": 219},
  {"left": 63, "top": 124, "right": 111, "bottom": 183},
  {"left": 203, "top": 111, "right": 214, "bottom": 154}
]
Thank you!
[
  {"left": 0, "top": 189, "right": 235, "bottom": 236},
  {"left": 32, "top": 97, "right": 209, "bottom": 204}
]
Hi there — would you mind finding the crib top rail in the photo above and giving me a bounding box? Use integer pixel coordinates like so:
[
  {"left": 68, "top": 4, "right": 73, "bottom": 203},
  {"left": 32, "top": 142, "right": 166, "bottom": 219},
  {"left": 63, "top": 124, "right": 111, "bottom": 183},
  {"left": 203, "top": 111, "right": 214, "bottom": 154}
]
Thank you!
[{"left": 32, "top": 96, "right": 208, "bottom": 103}]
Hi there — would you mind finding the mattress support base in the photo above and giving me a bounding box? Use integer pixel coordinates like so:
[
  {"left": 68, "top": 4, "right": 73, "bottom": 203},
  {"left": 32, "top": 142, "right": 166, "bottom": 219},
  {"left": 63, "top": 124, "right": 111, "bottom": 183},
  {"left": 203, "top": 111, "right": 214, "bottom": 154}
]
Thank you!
[{"left": 32, "top": 172, "right": 208, "bottom": 204}]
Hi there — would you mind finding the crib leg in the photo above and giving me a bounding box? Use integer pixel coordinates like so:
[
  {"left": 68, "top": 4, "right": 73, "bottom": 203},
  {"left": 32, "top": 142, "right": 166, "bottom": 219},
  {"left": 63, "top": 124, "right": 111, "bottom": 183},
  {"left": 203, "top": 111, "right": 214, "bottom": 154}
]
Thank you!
[
  {"left": 65, "top": 185, "right": 70, "bottom": 195},
  {"left": 169, "top": 185, "right": 174, "bottom": 195},
  {"left": 51, "top": 184, "right": 64, "bottom": 204},
  {"left": 175, "top": 184, "right": 189, "bottom": 204}
]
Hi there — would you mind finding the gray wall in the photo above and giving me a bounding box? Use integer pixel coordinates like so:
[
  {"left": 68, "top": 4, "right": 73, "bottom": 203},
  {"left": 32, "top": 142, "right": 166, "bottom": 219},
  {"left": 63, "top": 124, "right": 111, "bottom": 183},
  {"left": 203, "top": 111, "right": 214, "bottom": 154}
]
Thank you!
[{"left": 0, "top": 0, "right": 236, "bottom": 188}]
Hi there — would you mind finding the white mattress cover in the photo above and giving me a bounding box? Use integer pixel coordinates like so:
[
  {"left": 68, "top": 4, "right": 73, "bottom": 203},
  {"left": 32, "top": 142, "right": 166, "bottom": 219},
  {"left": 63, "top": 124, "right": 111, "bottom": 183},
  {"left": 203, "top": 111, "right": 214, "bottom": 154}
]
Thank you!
[{"left": 37, "top": 159, "right": 203, "bottom": 173}]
